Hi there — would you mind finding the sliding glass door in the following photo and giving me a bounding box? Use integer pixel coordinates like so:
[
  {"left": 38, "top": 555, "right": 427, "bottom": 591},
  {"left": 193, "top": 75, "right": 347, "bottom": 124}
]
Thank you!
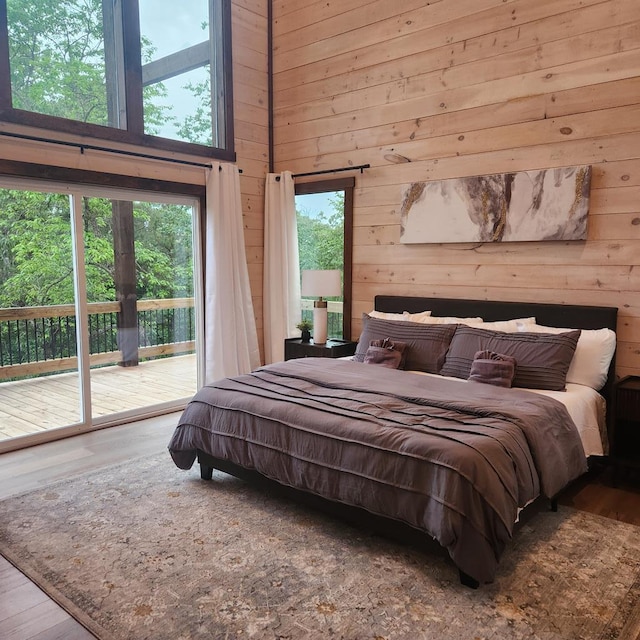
[
  {"left": 84, "top": 195, "right": 199, "bottom": 421},
  {"left": 0, "top": 179, "right": 202, "bottom": 450},
  {"left": 0, "top": 187, "right": 83, "bottom": 436}
]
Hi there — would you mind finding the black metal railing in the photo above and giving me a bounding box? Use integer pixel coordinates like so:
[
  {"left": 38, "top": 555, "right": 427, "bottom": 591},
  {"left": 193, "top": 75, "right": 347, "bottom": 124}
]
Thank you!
[
  {"left": 138, "top": 306, "right": 195, "bottom": 348},
  {"left": 0, "top": 312, "right": 78, "bottom": 366},
  {"left": 0, "top": 299, "right": 195, "bottom": 377}
]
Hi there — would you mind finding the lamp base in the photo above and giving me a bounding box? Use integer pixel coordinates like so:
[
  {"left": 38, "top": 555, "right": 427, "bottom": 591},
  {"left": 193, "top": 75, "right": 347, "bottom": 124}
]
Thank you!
[{"left": 312, "top": 306, "right": 328, "bottom": 344}]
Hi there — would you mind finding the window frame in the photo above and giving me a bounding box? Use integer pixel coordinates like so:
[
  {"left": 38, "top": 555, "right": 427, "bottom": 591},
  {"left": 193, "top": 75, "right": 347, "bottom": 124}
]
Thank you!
[
  {"left": 0, "top": 0, "right": 235, "bottom": 162},
  {"left": 295, "top": 177, "right": 354, "bottom": 340}
]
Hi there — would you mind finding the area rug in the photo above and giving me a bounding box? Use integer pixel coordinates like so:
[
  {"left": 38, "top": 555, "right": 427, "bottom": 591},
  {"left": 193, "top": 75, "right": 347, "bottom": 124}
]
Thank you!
[{"left": 1, "top": 454, "right": 639, "bottom": 640}]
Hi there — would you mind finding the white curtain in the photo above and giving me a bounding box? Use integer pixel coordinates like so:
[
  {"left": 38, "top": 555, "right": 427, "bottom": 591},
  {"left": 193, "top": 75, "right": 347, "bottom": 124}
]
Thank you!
[
  {"left": 263, "top": 171, "right": 300, "bottom": 364},
  {"left": 204, "top": 162, "right": 260, "bottom": 383}
]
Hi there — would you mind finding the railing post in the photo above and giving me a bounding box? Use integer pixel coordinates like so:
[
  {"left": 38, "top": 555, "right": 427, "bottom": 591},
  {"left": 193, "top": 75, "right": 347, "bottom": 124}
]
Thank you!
[{"left": 112, "top": 201, "right": 139, "bottom": 367}]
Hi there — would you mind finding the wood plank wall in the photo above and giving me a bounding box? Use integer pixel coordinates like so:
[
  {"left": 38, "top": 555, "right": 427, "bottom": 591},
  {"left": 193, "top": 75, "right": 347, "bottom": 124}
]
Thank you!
[
  {"left": 232, "top": 0, "right": 270, "bottom": 357},
  {"left": 0, "top": 0, "right": 269, "bottom": 357},
  {"left": 271, "top": 0, "right": 640, "bottom": 378}
]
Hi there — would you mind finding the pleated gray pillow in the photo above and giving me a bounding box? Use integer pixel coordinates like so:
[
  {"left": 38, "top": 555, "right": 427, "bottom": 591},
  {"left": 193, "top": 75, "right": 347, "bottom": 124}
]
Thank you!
[
  {"left": 354, "top": 314, "right": 457, "bottom": 374},
  {"left": 441, "top": 325, "right": 581, "bottom": 391}
]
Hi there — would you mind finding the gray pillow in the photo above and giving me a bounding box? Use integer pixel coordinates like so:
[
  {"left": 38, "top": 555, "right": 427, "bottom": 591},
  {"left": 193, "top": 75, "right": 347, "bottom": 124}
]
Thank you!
[
  {"left": 364, "top": 338, "right": 406, "bottom": 369},
  {"left": 468, "top": 350, "right": 517, "bottom": 388},
  {"left": 354, "top": 314, "right": 457, "bottom": 374},
  {"left": 441, "top": 326, "right": 581, "bottom": 391}
]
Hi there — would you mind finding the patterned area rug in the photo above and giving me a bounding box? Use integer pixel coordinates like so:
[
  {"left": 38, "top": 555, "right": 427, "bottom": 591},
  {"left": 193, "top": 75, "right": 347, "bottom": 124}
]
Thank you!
[{"left": 1, "top": 453, "right": 639, "bottom": 640}]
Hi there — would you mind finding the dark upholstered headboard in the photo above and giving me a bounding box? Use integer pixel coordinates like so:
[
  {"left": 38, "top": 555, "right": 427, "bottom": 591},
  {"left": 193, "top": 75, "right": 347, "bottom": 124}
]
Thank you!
[
  {"left": 374, "top": 295, "right": 619, "bottom": 439},
  {"left": 374, "top": 295, "right": 618, "bottom": 332}
]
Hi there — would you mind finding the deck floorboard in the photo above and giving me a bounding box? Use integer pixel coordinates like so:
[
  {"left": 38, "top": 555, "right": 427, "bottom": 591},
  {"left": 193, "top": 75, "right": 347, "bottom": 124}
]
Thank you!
[{"left": 0, "top": 355, "right": 197, "bottom": 443}]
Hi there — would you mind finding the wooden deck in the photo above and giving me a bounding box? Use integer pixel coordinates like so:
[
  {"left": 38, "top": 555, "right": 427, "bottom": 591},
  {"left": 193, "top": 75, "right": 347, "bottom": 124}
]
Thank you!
[{"left": 0, "top": 354, "right": 197, "bottom": 442}]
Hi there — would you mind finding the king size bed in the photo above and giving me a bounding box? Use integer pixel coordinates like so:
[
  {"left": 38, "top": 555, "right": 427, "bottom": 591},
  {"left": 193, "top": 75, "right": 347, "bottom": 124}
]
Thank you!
[{"left": 169, "top": 295, "right": 618, "bottom": 587}]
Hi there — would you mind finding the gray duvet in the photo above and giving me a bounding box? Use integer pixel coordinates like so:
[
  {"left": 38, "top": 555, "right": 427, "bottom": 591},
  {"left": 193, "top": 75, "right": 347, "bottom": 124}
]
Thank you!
[{"left": 169, "top": 357, "right": 587, "bottom": 583}]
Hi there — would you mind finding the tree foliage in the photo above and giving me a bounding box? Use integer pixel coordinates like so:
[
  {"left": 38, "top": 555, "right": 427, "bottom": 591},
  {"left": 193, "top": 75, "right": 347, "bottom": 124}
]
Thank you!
[
  {"left": 7, "top": 0, "right": 195, "bottom": 134},
  {"left": 1, "top": 0, "right": 197, "bottom": 308},
  {"left": 176, "top": 67, "right": 213, "bottom": 146},
  {"left": 0, "top": 190, "right": 194, "bottom": 308},
  {"left": 297, "top": 191, "right": 344, "bottom": 274},
  {"left": 0, "top": 190, "right": 75, "bottom": 306},
  {"left": 8, "top": 0, "right": 108, "bottom": 124}
]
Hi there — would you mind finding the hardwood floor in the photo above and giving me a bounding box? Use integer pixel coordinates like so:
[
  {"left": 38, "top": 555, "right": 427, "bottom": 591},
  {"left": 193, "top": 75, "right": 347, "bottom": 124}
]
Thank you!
[
  {"left": 0, "top": 417, "right": 639, "bottom": 639},
  {"left": 559, "top": 462, "right": 640, "bottom": 526}
]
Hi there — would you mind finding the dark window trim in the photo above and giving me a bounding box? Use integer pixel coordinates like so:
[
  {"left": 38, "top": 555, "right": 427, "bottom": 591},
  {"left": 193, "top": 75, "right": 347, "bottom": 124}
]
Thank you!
[
  {"left": 219, "top": 0, "right": 235, "bottom": 153},
  {"left": 295, "top": 177, "right": 354, "bottom": 340},
  {"left": 0, "top": 110, "right": 236, "bottom": 162},
  {"left": 123, "top": 0, "right": 144, "bottom": 134},
  {"left": 0, "top": 1, "right": 9, "bottom": 110},
  {"left": 0, "top": 159, "right": 206, "bottom": 199},
  {"left": 267, "top": 0, "right": 274, "bottom": 172},
  {"left": 0, "top": 0, "right": 235, "bottom": 162}
]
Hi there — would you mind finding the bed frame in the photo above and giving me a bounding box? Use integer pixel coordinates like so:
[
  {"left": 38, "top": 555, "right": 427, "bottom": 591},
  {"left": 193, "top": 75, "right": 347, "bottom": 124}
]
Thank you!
[{"left": 196, "top": 295, "right": 618, "bottom": 587}]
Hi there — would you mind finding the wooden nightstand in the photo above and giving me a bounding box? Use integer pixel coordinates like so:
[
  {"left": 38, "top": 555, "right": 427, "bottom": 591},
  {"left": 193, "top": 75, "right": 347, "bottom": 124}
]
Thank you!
[
  {"left": 284, "top": 338, "right": 357, "bottom": 361},
  {"left": 613, "top": 376, "right": 640, "bottom": 475}
]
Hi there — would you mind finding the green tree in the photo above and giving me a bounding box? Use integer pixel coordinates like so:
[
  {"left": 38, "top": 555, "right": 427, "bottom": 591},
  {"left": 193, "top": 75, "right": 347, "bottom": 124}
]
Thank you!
[
  {"left": 0, "top": 190, "right": 194, "bottom": 308},
  {"left": 132, "top": 201, "right": 194, "bottom": 299},
  {"left": 8, "top": 0, "right": 108, "bottom": 123},
  {"left": 176, "top": 67, "right": 213, "bottom": 146},
  {"left": 8, "top": 0, "right": 175, "bottom": 131},
  {"left": 2, "top": 0, "right": 199, "bottom": 308},
  {"left": 0, "top": 190, "right": 75, "bottom": 307},
  {"left": 296, "top": 191, "right": 344, "bottom": 272}
]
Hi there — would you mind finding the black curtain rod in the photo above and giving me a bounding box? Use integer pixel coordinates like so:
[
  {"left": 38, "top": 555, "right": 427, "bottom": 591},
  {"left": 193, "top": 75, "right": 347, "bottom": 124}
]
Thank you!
[
  {"left": 275, "top": 164, "right": 370, "bottom": 181},
  {"left": 0, "top": 130, "right": 241, "bottom": 171},
  {"left": 294, "top": 164, "right": 370, "bottom": 178}
]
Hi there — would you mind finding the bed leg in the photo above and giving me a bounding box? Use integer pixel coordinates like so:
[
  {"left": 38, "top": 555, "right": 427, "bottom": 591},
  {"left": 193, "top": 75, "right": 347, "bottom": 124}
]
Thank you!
[
  {"left": 549, "top": 497, "right": 558, "bottom": 512},
  {"left": 200, "top": 464, "right": 213, "bottom": 481},
  {"left": 458, "top": 569, "right": 479, "bottom": 589}
]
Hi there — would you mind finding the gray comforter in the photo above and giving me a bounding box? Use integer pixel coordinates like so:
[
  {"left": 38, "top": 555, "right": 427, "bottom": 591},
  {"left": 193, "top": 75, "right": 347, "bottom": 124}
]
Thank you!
[{"left": 169, "top": 357, "right": 587, "bottom": 583}]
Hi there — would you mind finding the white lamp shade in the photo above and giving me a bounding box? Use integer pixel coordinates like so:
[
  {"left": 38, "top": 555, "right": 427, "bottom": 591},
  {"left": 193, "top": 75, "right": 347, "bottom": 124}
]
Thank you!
[{"left": 301, "top": 269, "right": 342, "bottom": 298}]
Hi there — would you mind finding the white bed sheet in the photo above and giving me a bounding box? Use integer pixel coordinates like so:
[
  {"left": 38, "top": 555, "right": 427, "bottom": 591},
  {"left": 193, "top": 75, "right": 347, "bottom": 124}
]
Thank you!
[{"left": 526, "top": 383, "right": 607, "bottom": 457}]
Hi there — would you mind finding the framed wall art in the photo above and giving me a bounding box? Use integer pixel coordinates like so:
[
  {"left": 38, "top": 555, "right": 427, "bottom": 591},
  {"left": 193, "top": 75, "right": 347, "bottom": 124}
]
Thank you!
[{"left": 400, "top": 165, "right": 591, "bottom": 244}]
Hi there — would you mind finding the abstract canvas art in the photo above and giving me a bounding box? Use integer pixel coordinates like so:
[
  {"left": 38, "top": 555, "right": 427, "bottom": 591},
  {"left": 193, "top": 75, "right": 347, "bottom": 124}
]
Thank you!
[{"left": 400, "top": 166, "right": 591, "bottom": 243}]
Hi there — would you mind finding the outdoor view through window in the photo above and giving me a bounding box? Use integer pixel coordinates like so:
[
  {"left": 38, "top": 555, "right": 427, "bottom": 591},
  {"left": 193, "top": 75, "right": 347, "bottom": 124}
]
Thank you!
[
  {"left": 4, "top": 0, "right": 228, "bottom": 149},
  {"left": 296, "top": 191, "right": 345, "bottom": 340},
  {"left": 0, "top": 183, "right": 199, "bottom": 447}
]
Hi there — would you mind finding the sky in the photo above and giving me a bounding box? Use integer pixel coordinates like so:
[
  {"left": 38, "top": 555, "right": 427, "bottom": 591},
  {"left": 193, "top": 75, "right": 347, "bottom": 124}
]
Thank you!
[
  {"left": 137, "top": 1, "right": 209, "bottom": 139},
  {"left": 295, "top": 192, "right": 340, "bottom": 218},
  {"left": 138, "top": 1, "right": 208, "bottom": 59}
]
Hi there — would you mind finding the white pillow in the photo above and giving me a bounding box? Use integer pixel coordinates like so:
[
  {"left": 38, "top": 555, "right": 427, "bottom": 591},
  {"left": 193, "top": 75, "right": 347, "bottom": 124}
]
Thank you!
[
  {"left": 467, "top": 317, "right": 537, "bottom": 332},
  {"left": 519, "top": 324, "right": 616, "bottom": 390},
  {"left": 368, "top": 310, "right": 431, "bottom": 321},
  {"left": 404, "top": 312, "right": 483, "bottom": 325},
  {"left": 401, "top": 310, "right": 433, "bottom": 321}
]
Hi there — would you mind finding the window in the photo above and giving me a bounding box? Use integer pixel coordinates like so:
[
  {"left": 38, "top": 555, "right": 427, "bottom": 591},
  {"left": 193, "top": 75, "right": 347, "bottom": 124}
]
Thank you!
[
  {"left": 0, "top": 0, "right": 233, "bottom": 158},
  {"left": 295, "top": 178, "right": 354, "bottom": 340},
  {"left": 0, "top": 175, "right": 204, "bottom": 450}
]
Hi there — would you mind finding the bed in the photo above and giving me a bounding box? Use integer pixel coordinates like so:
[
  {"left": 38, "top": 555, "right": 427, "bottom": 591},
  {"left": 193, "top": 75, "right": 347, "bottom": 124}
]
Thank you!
[{"left": 169, "top": 295, "right": 618, "bottom": 587}]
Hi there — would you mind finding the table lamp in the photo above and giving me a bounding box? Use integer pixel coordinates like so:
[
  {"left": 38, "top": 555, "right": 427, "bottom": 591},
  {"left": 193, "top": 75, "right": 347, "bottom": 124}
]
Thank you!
[{"left": 301, "top": 269, "right": 342, "bottom": 344}]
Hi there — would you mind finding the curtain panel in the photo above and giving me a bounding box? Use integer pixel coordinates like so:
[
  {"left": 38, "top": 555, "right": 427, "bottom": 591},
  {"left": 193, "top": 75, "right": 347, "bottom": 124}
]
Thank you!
[
  {"left": 204, "top": 163, "right": 260, "bottom": 383},
  {"left": 263, "top": 171, "right": 301, "bottom": 364}
]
